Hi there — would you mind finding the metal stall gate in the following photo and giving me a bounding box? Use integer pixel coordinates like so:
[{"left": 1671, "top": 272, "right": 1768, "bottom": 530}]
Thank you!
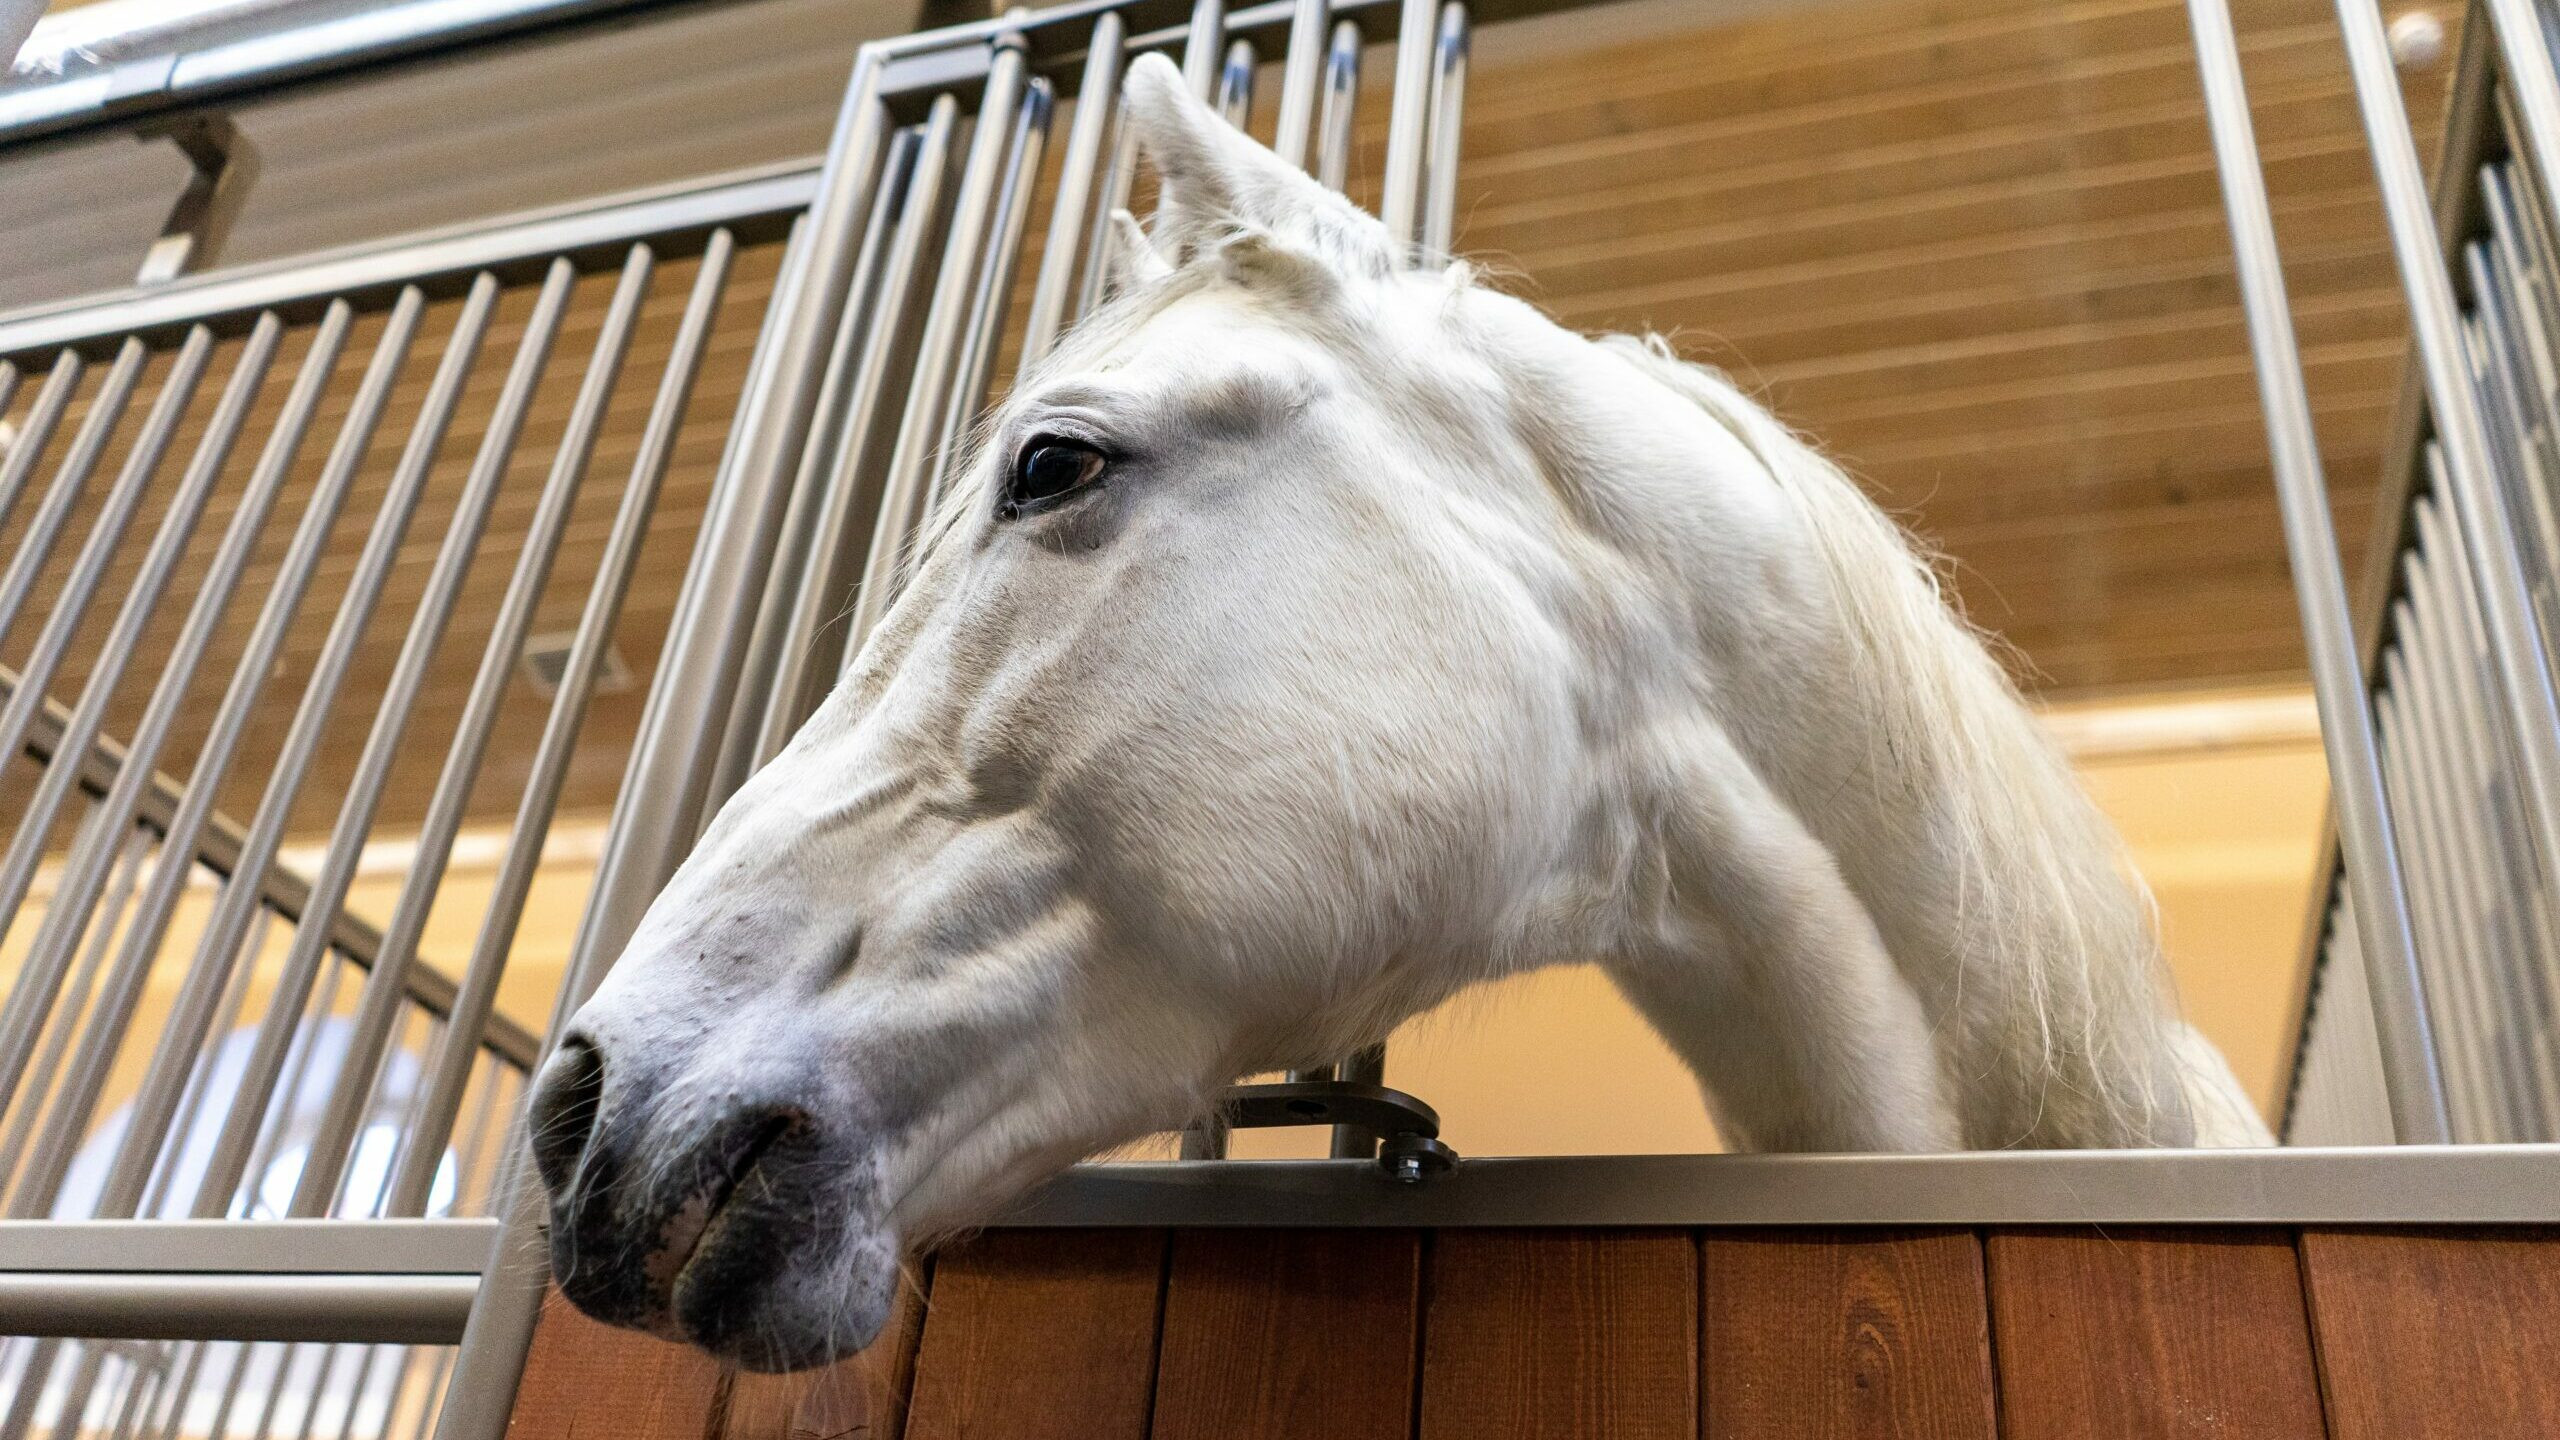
[
  {"left": 0, "top": 0, "right": 1483, "bottom": 1432},
  {"left": 2281, "top": 1, "right": 2560, "bottom": 1147}
]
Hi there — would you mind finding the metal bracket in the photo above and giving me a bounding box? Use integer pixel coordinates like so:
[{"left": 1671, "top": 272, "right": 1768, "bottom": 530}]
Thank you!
[
  {"left": 1213, "top": 1080, "right": 1459, "bottom": 1184},
  {"left": 135, "top": 113, "right": 259, "bottom": 285}
]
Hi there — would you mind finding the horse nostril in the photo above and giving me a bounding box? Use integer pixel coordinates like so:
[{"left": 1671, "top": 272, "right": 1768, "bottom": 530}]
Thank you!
[{"left": 528, "top": 1038, "right": 608, "bottom": 1196}]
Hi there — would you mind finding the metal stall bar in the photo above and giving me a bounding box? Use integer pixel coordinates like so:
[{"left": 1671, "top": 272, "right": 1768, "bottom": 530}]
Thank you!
[
  {"left": 290, "top": 253, "right": 655, "bottom": 1217},
  {"left": 0, "top": 323, "right": 280, "bottom": 1217},
  {"left": 0, "top": 825, "right": 150, "bottom": 1187},
  {"left": 386, "top": 237, "right": 736, "bottom": 1218},
  {"left": 1183, "top": 0, "right": 1227, "bottom": 94},
  {"left": 1422, "top": 2, "right": 1467, "bottom": 257},
  {"left": 757, "top": 132, "right": 947, "bottom": 747},
  {"left": 160, "top": 281, "right": 492, "bottom": 1223},
  {"left": 1272, "top": 0, "right": 1327, "bottom": 169},
  {"left": 75, "top": 297, "right": 416, "bottom": 1227},
  {"left": 1021, "top": 11, "right": 1126, "bottom": 366},
  {"left": 1218, "top": 38, "right": 1255, "bottom": 123},
  {"left": 0, "top": 354, "right": 80, "bottom": 531},
  {"left": 1379, "top": 0, "right": 1439, "bottom": 252},
  {"left": 0, "top": 338, "right": 144, "bottom": 640},
  {"left": 196, "top": 263, "right": 577, "bottom": 1220},
  {"left": 1317, "top": 17, "right": 1360, "bottom": 191},
  {"left": 435, "top": 44, "right": 902, "bottom": 1436},
  {"left": 2187, "top": 0, "right": 2450, "bottom": 1139},
  {"left": 2337, "top": 0, "right": 2560, "bottom": 971},
  {"left": 941, "top": 80, "right": 1055, "bottom": 496}
]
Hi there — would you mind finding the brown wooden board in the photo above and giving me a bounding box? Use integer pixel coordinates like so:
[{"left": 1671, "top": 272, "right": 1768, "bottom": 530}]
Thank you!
[
  {"left": 901, "top": 1229, "right": 1170, "bottom": 1440},
  {"left": 1417, "top": 1229, "right": 1698, "bottom": 1440},
  {"left": 1148, "top": 1229, "right": 1422, "bottom": 1440},
  {"left": 1702, "top": 1228, "right": 1996, "bottom": 1439},
  {"left": 2300, "top": 1226, "right": 2560, "bottom": 1439},
  {"left": 722, "top": 1268, "right": 930, "bottom": 1440},
  {"left": 506, "top": 1287, "right": 727, "bottom": 1440},
  {"left": 1983, "top": 1227, "right": 2326, "bottom": 1440}
]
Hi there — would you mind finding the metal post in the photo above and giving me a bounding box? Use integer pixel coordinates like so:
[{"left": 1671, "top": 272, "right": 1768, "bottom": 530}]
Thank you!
[
  {"left": 1182, "top": 0, "right": 1226, "bottom": 96},
  {"left": 0, "top": 352, "right": 78, "bottom": 532},
  {"left": 2187, "top": 0, "right": 2451, "bottom": 1141},
  {"left": 0, "top": 337, "right": 142, "bottom": 648}
]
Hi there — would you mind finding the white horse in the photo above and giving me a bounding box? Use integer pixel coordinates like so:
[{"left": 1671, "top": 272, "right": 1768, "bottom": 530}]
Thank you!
[{"left": 528, "top": 53, "right": 2269, "bottom": 1369}]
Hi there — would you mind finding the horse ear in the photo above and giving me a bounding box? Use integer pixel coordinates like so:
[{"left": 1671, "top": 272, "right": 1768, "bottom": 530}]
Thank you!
[
  {"left": 1118, "top": 51, "right": 1400, "bottom": 274},
  {"left": 1104, "top": 209, "right": 1174, "bottom": 291}
]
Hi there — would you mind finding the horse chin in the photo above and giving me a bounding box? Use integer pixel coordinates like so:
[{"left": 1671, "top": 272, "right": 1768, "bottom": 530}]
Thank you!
[{"left": 664, "top": 1205, "right": 905, "bottom": 1372}]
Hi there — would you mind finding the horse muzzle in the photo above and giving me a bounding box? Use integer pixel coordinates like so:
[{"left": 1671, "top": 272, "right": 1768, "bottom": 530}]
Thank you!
[{"left": 525, "top": 1029, "right": 899, "bottom": 1371}]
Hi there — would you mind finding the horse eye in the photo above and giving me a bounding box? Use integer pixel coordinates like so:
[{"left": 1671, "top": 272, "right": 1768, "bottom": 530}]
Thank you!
[{"left": 1005, "top": 440, "right": 1107, "bottom": 517}]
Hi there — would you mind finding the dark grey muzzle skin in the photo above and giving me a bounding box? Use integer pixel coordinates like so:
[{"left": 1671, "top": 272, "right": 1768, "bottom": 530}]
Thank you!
[{"left": 524, "top": 1000, "right": 900, "bottom": 1372}]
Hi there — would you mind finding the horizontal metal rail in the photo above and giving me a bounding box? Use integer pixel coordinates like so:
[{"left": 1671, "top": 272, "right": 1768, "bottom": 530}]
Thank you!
[
  {"left": 5, "top": 666, "right": 541, "bottom": 1069},
  {"left": 1006, "top": 1145, "right": 2560, "bottom": 1228},
  {"left": 0, "top": 1220, "right": 499, "bottom": 1273},
  {"left": 0, "top": 158, "right": 810, "bottom": 360},
  {"left": 0, "top": 1276, "right": 476, "bottom": 1344}
]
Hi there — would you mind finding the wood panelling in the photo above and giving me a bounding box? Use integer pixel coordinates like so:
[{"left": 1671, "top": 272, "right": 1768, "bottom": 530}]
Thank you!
[
  {"left": 513, "top": 1226, "right": 2560, "bottom": 1437},
  {"left": 1416, "top": 1230, "right": 1697, "bottom": 1440},
  {"left": 506, "top": 1288, "right": 726, "bottom": 1440},
  {"left": 1701, "top": 1228, "right": 1996, "bottom": 1439},
  {"left": 1149, "top": 1229, "right": 1421, "bottom": 1440},
  {"left": 901, "top": 1229, "right": 1169, "bottom": 1440},
  {"left": 1984, "top": 1227, "right": 2327, "bottom": 1440},
  {"left": 2300, "top": 1226, "right": 2560, "bottom": 1439}
]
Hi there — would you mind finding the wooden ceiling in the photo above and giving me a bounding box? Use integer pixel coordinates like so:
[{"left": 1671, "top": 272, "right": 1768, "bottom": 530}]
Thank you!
[{"left": 0, "top": 0, "right": 2451, "bottom": 845}]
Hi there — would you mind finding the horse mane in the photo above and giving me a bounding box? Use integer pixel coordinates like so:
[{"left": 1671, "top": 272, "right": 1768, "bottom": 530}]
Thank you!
[{"left": 1598, "top": 334, "right": 2186, "bottom": 1146}]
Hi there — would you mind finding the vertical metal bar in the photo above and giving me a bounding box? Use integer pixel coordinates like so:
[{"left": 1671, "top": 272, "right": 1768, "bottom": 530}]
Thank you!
[
  {"left": 440, "top": 39, "right": 900, "bottom": 1431},
  {"left": 1272, "top": 0, "right": 1329, "bottom": 170},
  {"left": 1379, "top": 0, "right": 1438, "bottom": 255},
  {"left": 0, "top": 319, "right": 274, "bottom": 1150},
  {"left": 1317, "top": 18, "right": 1361, "bottom": 193},
  {"left": 76, "top": 300, "right": 378, "bottom": 1222},
  {"left": 0, "top": 820, "right": 148, "bottom": 1191},
  {"left": 2189, "top": 0, "right": 2451, "bottom": 1140},
  {"left": 756, "top": 136, "right": 936, "bottom": 754},
  {"left": 841, "top": 83, "right": 1002, "bottom": 650},
  {"left": 735, "top": 151, "right": 913, "bottom": 770},
  {"left": 200, "top": 262, "right": 572, "bottom": 1221},
  {"left": 0, "top": 338, "right": 143, "bottom": 642},
  {"left": 938, "top": 77, "right": 1054, "bottom": 501},
  {"left": 1217, "top": 39, "right": 1256, "bottom": 126},
  {"left": 0, "top": 327, "right": 212, "bottom": 848},
  {"left": 2336, "top": 0, "right": 2560, "bottom": 939},
  {"left": 389, "top": 238, "right": 732, "bottom": 1216},
  {"left": 1023, "top": 13, "right": 1126, "bottom": 367},
  {"left": 107, "top": 280, "right": 462, "bottom": 1221},
  {"left": 2376, "top": 656, "right": 2480, "bottom": 1138},
  {"left": 2484, "top": 0, "right": 2560, "bottom": 244},
  {"left": 1182, "top": 0, "right": 1226, "bottom": 96},
  {"left": 2399, "top": 550, "right": 2518, "bottom": 1137},
  {"left": 0, "top": 352, "right": 81, "bottom": 534},
  {"left": 145, "top": 905, "right": 272, "bottom": 1219},
  {"left": 1421, "top": 2, "right": 1467, "bottom": 258},
  {"left": 2424, "top": 462, "right": 2560, "bottom": 1132},
  {"left": 292, "top": 255, "right": 646, "bottom": 1215}
]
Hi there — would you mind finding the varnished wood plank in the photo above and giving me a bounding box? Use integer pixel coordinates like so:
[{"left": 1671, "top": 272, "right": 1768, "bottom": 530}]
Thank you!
[
  {"left": 1702, "top": 1228, "right": 1995, "bottom": 1440},
  {"left": 506, "top": 1287, "right": 726, "bottom": 1440},
  {"left": 1984, "top": 1227, "right": 2326, "bottom": 1440},
  {"left": 2300, "top": 1226, "right": 2560, "bottom": 1439},
  {"left": 1149, "top": 1229, "right": 1420, "bottom": 1440},
  {"left": 902, "top": 1229, "right": 1168, "bottom": 1440},
  {"left": 723, "top": 1268, "right": 930, "bottom": 1440},
  {"left": 1418, "top": 1230, "right": 1697, "bottom": 1440}
]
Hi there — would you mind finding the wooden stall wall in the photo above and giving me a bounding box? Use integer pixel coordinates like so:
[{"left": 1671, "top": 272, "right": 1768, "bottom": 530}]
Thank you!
[{"left": 508, "top": 1225, "right": 2560, "bottom": 1439}]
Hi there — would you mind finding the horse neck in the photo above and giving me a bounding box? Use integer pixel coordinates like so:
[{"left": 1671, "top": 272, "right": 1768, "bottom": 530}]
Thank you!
[{"left": 1591, "top": 339, "right": 2178, "bottom": 1141}]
